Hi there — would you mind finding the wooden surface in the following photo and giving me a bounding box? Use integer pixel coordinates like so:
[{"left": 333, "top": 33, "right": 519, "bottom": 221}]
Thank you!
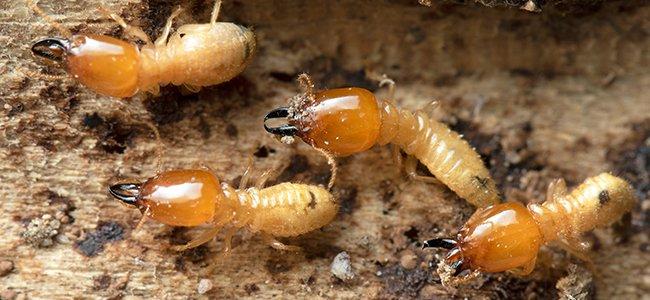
[{"left": 0, "top": 0, "right": 648, "bottom": 299}]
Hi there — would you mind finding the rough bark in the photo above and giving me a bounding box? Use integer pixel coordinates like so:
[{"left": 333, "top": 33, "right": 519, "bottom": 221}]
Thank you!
[{"left": 1, "top": 0, "right": 648, "bottom": 299}]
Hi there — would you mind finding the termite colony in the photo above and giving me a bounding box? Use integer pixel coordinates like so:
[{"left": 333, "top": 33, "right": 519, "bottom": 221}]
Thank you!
[
  {"left": 263, "top": 74, "right": 638, "bottom": 284},
  {"left": 19, "top": 0, "right": 640, "bottom": 294}
]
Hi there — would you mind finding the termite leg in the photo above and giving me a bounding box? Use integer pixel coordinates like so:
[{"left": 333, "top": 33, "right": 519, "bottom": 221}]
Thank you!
[
  {"left": 221, "top": 227, "right": 238, "bottom": 255},
  {"left": 391, "top": 145, "right": 403, "bottom": 170},
  {"left": 546, "top": 178, "right": 568, "bottom": 203},
  {"left": 404, "top": 155, "right": 442, "bottom": 185},
  {"left": 240, "top": 155, "right": 255, "bottom": 189},
  {"left": 210, "top": 0, "right": 222, "bottom": 26},
  {"left": 418, "top": 100, "right": 440, "bottom": 119},
  {"left": 510, "top": 256, "right": 537, "bottom": 276},
  {"left": 554, "top": 237, "right": 598, "bottom": 275},
  {"left": 98, "top": 6, "right": 152, "bottom": 46},
  {"left": 170, "top": 225, "right": 223, "bottom": 251},
  {"left": 26, "top": 0, "right": 72, "bottom": 38},
  {"left": 18, "top": 69, "right": 69, "bottom": 81},
  {"left": 154, "top": 5, "right": 183, "bottom": 46},
  {"left": 115, "top": 102, "right": 164, "bottom": 172},
  {"left": 262, "top": 233, "right": 302, "bottom": 252},
  {"left": 182, "top": 84, "right": 201, "bottom": 93},
  {"left": 255, "top": 167, "right": 276, "bottom": 189},
  {"left": 555, "top": 237, "right": 592, "bottom": 263}
]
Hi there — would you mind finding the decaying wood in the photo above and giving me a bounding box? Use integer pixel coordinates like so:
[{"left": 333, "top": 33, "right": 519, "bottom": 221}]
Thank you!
[{"left": 0, "top": 0, "right": 648, "bottom": 299}]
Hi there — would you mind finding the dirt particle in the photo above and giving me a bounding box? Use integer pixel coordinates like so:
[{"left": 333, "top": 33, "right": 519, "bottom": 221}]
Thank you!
[
  {"left": 302, "top": 275, "right": 316, "bottom": 285},
  {"left": 265, "top": 256, "right": 293, "bottom": 275},
  {"left": 182, "top": 246, "right": 210, "bottom": 264},
  {"left": 33, "top": 189, "right": 76, "bottom": 224},
  {"left": 225, "top": 123, "right": 239, "bottom": 138},
  {"left": 336, "top": 186, "right": 358, "bottom": 215},
  {"left": 304, "top": 56, "right": 376, "bottom": 91},
  {"left": 640, "top": 243, "right": 650, "bottom": 252},
  {"left": 83, "top": 113, "right": 104, "bottom": 129},
  {"left": 85, "top": 116, "right": 140, "bottom": 154},
  {"left": 197, "top": 279, "right": 214, "bottom": 294},
  {"left": 330, "top": 251, "right": 355, "bottom": 281},
  {"left": 144, "top": 87, "right": 199, "bottom": 125},
  {"left": 269, "top": 71, "right": 296, "bottom": 82},
  {"left": 378, "top": 263, "right": 431, "bottom": 298},
  {"left": 0, "top": 290, "right": 17, "bottom": 300},
  {"left": 244, "top": 283, "right": 259, "bottom": 295},
  {"left": 273, "top": 154, "right": 311, "bottom": 183},
  {"left": 403, "top": 227, "right": 420, "bottom": 244},
  {"left": 22, "top": 214, "right": 61, "bottom": 247},
  {"left": 172, "top": 244, "right": 209, "bottom": 271},
  {"left": 450, "top": 118, "right": 542, "bottom": 193},
  {"left": 92, "top": 274, "right": 112, "bottom": 291},
  {"left": 75, "top": 221, "right": 125, "bottom": 257},
  {"left": 7, "top": 103, "right": 24, "bottom": 117},
  {"left": 38, "top": 84, "right": 78, "bottom": 112},
  {"left": 379, "top": 180, "right": 396, "bottom": 202},
  {"left": 606, "top": 119, "right": 649, "bottom": 229},
  {"left": 0, "top": 260, "right": 14, "bottom": 277},
  {"left": 399, "top": 251, "right": 418, "bottom": 270},
  {"left": 254, "top": 145, "right": 275, "bottom": 158},
  {"left": 556, "top": 265, "right": 594, "bottom": 300}
]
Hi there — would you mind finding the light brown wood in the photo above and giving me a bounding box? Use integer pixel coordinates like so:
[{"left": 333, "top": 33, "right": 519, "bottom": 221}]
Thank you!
[{"left": 1, "top": 1, "right": 648, "bottom": 299}]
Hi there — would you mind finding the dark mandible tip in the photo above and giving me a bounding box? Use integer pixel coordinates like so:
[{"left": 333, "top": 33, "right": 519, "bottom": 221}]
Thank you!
[
  {"left": 108, "top": 183, "right": 142, "bottom": 206},
  {"left": 31, "top": 37, "right": 70, "bottom": 63},
  {"left": 263, "top": 107, "right": 299, "bottom": 136},
  {"left": 421, "top": 238, "right": 457, "bottom": 250},
  {"left": 450, "top": 259, "right": 466, "bottom": 276}
]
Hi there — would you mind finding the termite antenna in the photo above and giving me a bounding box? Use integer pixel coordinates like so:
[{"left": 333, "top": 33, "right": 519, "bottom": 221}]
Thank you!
[
  {"left": 422, "top": 238, "right": 457, "bottom": 250},
  {"left": 314, "top": 147, "right": 338, "bottom": 190},
  {"left": 134, "top": 206, "right": 150, "bottom": 231},
  {"left": 27, "top": 0, "right": 73, "bottom": 38},
  {"left": 263, "top": 107, "right": 299, "bottom": 136},
  {"left": 19, "top": 68, "right": 69, "bottom": 80},
  {"left": 297, "top": 73, "right": 315, "bottom": 104},
  {"left": 366, "top": 70, "right": 396, "bottom": 100},
  {"left": 108, "top": 182, "right": 141, "bottom": 205},
  {"left": 116, "top": 102, "right": 165, "bottom": 172}
]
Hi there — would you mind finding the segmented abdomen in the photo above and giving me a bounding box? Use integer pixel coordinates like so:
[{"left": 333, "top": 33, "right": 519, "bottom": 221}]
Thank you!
[
  {"left": 563, "top": 173, "right": 633, "bottom": 233},
  {"left": 238, "top": 183, "right": 337, "bottom": 237},
  {"left": 377, "top": 101, "right": 500, "bottom": 207}
]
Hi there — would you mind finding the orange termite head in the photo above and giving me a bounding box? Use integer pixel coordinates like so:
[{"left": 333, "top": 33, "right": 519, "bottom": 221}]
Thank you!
[
  {"left": 109, "top": 170, "right": 226, "bottom": 227},
  {"left": 31, "top": 34, "right": 140, "bottom": 98},
  {"left": 264, "top": 76, "right": 382, "bottom": 156},
  {"left": 423, "top": 202, "right": 543, "bottom": 277}
]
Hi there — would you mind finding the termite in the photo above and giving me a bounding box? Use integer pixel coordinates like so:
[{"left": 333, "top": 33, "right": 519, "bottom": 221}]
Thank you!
[
  {"left": 421, "top": 173, "right": 636, "bottom": 286},
  {"left": 263, "top": 74, "right": 500, "bottom": 207},
  {"left": 28, "top": 0, "right": 256, "bottom": 97},
  {"left": 108, "top": 163, "right": 338, "bottom": 252}
]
